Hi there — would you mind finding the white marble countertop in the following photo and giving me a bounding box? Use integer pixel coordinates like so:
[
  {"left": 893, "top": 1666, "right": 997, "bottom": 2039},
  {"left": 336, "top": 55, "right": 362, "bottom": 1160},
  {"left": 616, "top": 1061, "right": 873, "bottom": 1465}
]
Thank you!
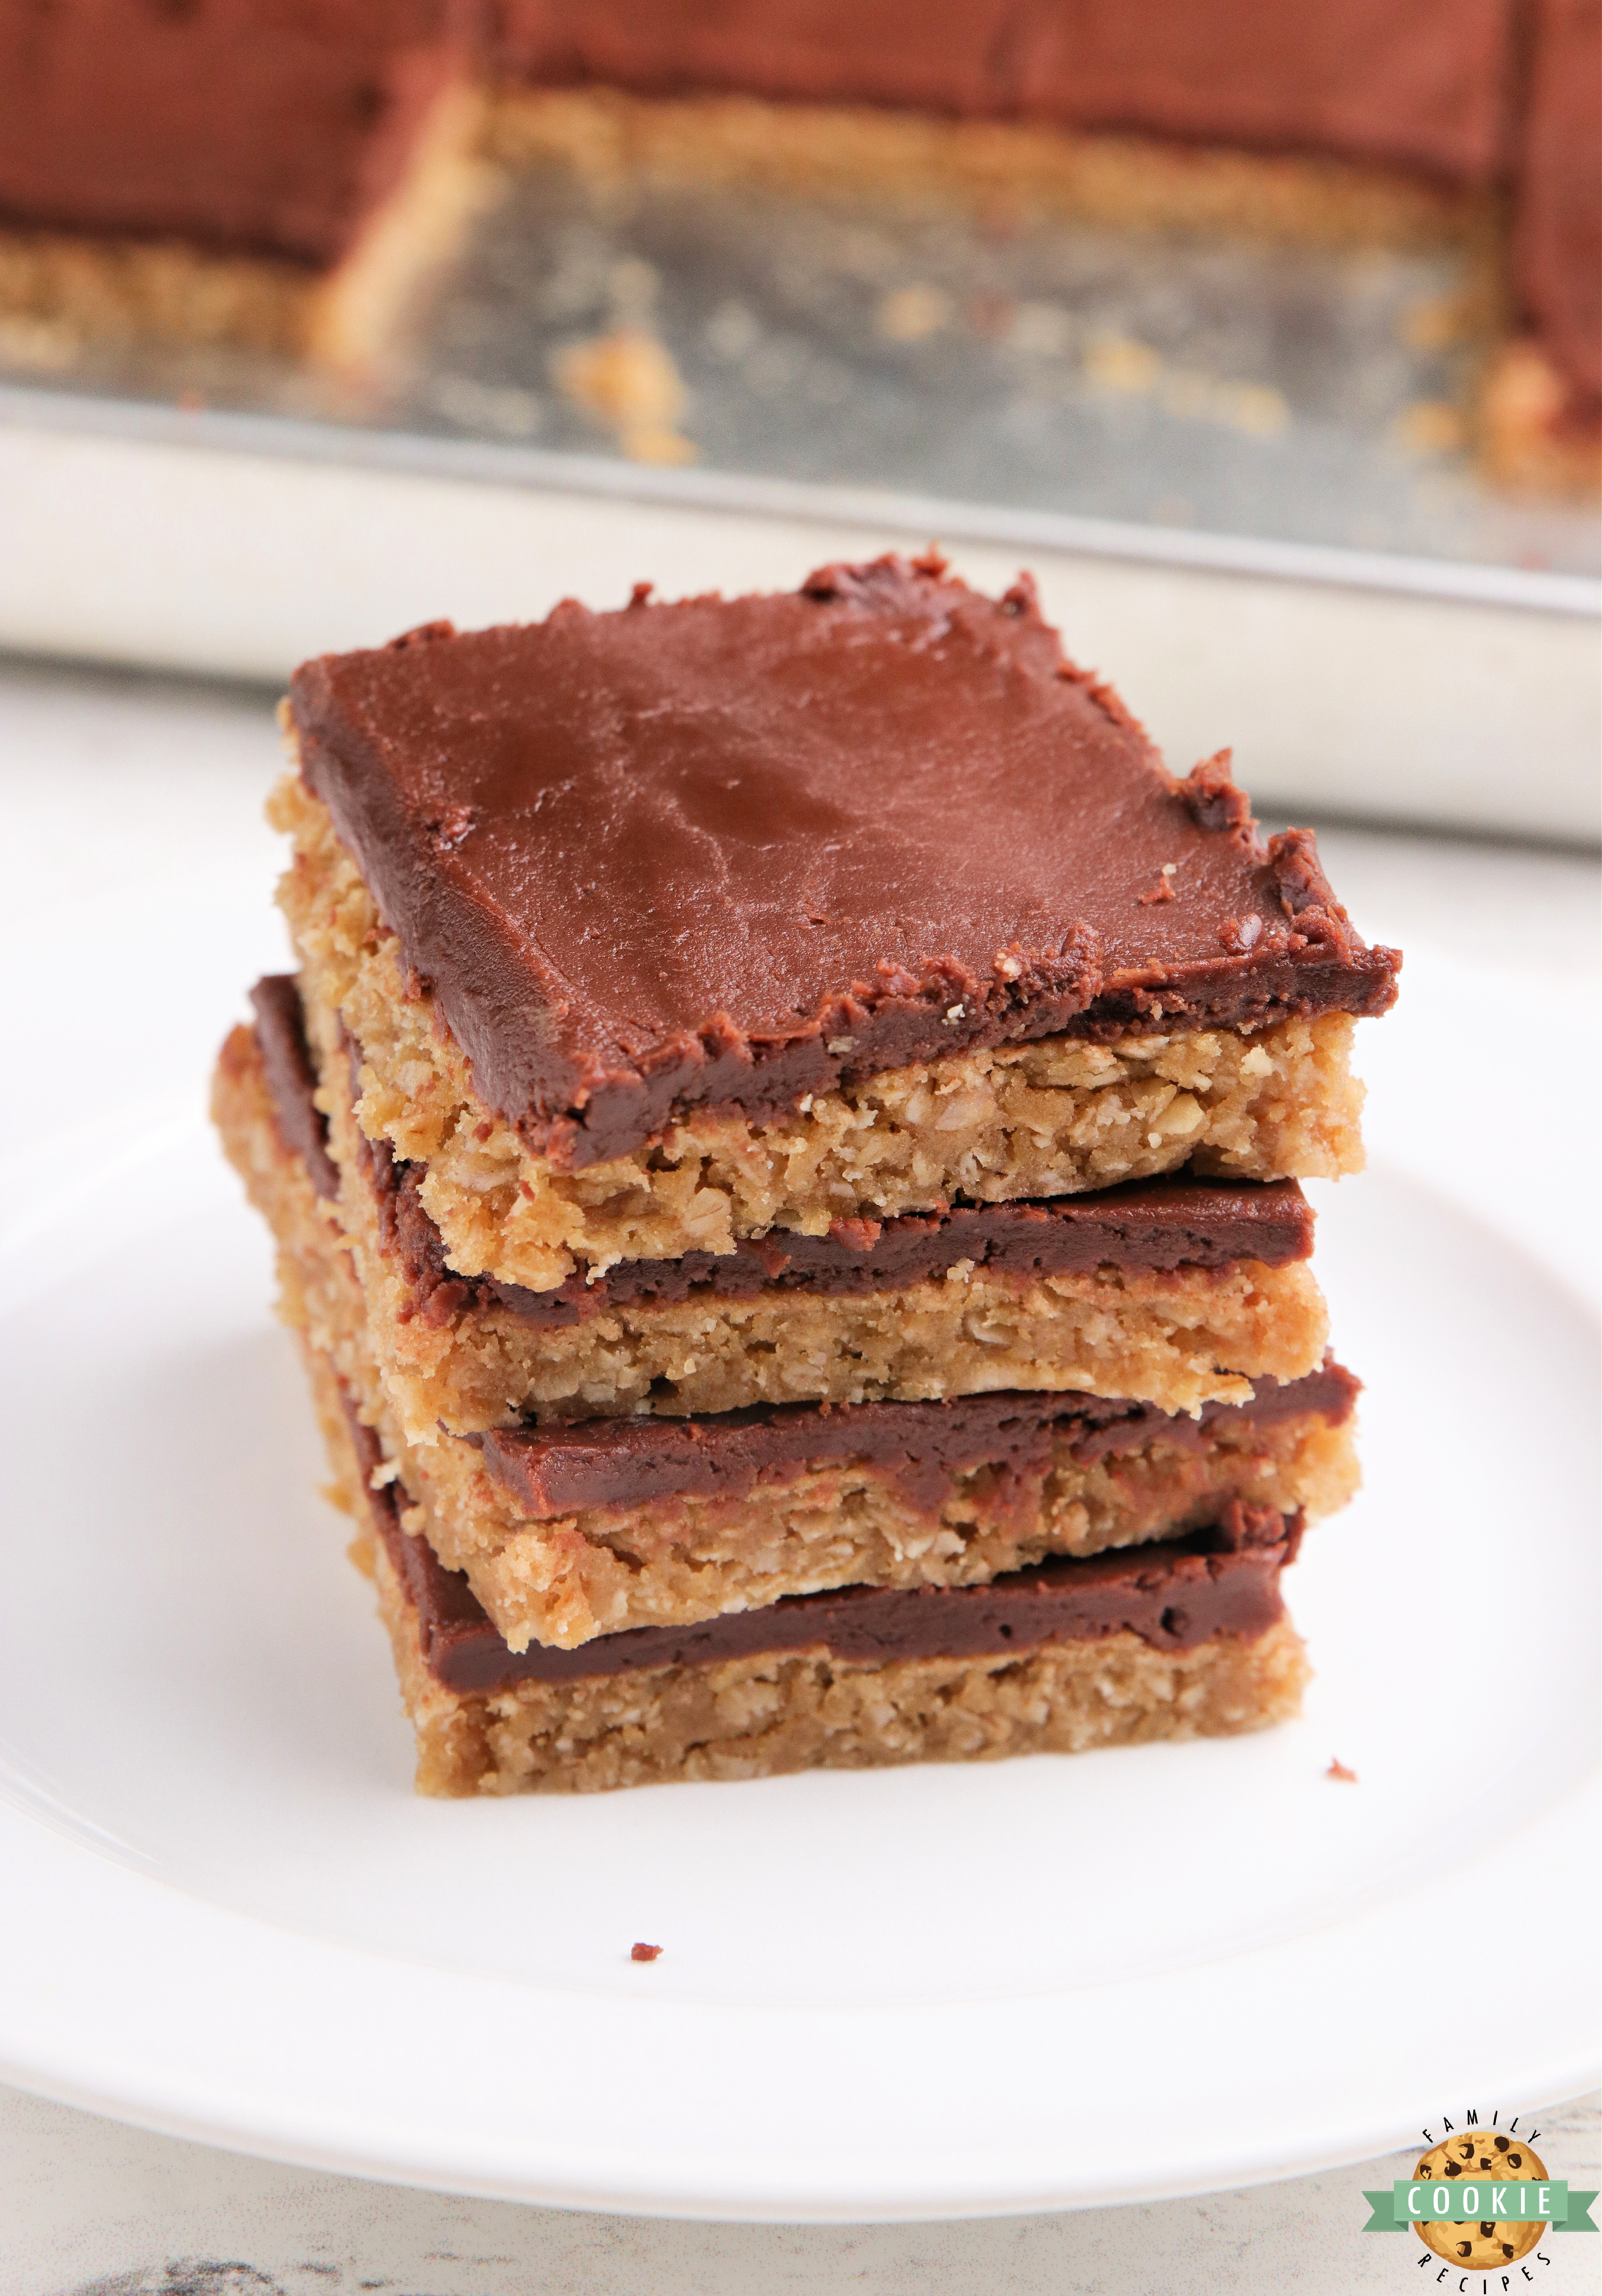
[
  {"left": 2, "top": 656, "right": 1597, "bottom": 2294},
  {"left": 4, "top": 2085, "right": 1598, "bottom": 2296}
]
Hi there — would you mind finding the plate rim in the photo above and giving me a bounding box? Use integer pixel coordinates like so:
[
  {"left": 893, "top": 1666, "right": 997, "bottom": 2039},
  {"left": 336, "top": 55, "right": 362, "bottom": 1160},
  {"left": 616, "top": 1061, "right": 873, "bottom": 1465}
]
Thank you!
[{"left": 0, "top": 1780, "right": 1596, "bottom": 2220}]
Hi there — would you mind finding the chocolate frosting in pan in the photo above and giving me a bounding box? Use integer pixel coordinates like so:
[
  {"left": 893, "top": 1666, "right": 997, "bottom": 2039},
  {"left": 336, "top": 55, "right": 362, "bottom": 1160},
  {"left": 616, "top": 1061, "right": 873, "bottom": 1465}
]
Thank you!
[
  {"left": 0, "top": 1, "right": 1526, "bottom": 277},
  {"left": 475, "top": 1364, "right": 1358, "bottom": 1521},
  {"left": 496, "top": 0, "right": 1515, "bottom": 187},
  {"left": 6, "top": 5, "right": 1585, "bottom": 396},
  {"left": 369, "top": 1454, "right": 1301, "bottom": 1692},
  {"left": 289, "top": 558, "right": 1399, "bottom": 1169},
  {"left": 0, "top": 1, "right": 462, "bottom": 265}
]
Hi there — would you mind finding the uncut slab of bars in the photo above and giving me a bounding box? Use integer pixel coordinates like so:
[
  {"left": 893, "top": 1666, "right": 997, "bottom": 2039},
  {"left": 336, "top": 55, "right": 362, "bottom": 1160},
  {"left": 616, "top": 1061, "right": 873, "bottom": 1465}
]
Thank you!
[{"left": 215, "top": 552, "right": 1398, "bottom": 1795}]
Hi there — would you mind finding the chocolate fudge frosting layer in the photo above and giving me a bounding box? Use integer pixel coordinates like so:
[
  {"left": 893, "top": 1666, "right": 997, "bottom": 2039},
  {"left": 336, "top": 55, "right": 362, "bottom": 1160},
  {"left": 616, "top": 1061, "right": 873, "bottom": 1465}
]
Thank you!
[
  {"left": 476, "top": 1362, "right": 1359, "bottom": 1520},
  {"left": 289, "top": 556, "right": 1399, "bottom": 1169},
  {"left": 0, "top": 0, "right": 461, "bottom": 266},
  {"left": 255, "top": 974, "right": 1318, "bottom": 1313},
  {"left": 495, "top": 0, "right": 1514, "bottom": 187},
  {"left": 371, "top": 1458, "right": 1301, "bottom": 1693},
  {"left": 252, "top": 977, "right": 340, "bottom": 1201}
]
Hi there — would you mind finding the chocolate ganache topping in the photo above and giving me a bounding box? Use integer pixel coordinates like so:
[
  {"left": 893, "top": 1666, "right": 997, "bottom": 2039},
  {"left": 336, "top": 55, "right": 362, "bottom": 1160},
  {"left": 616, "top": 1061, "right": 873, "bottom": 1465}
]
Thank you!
[{"left": 288, "top": 556, "right": 1399, "bottom": 1169}]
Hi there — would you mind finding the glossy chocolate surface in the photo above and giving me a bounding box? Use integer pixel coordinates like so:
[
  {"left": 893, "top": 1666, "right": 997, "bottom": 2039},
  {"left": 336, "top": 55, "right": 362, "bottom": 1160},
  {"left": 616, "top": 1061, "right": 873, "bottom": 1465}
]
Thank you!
[{"left": 290, "top": 557, "right": 1398, "bottom": 1168}]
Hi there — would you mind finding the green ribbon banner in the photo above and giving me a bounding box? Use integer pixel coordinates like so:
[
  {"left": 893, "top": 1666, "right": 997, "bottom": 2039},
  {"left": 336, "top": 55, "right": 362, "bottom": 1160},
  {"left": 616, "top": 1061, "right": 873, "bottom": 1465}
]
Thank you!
[{"left": 1361, "top": 2181, "right": 1599, "bottom": 2232}]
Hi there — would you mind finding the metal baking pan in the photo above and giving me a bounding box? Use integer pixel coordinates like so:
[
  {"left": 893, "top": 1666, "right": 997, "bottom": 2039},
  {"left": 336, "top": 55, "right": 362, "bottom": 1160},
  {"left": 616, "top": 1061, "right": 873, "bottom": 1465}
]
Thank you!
[{"left": 1, "top": 147, "right": 1596, "bottom": 839}]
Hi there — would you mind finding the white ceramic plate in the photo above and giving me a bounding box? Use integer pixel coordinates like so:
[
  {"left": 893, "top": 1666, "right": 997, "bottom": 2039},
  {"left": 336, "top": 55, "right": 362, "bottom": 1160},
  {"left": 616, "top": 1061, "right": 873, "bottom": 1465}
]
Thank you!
[{"left": 0, "top": 965, "right": 1596, "bottom": 2219}]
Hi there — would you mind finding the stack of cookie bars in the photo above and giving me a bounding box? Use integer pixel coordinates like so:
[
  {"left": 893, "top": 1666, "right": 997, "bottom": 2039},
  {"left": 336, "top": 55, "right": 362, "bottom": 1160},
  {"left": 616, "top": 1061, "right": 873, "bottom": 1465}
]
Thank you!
[{"left": 214, "top": 554, "right": 1398, "bottom": 1795}]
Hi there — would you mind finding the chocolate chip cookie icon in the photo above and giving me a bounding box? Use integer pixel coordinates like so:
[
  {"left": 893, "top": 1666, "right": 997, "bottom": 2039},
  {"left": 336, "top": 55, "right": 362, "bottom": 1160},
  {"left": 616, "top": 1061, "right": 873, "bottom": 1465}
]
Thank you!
[{"left": 1413, "top": 2131, "right": 1548, "bottom": 2266}]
